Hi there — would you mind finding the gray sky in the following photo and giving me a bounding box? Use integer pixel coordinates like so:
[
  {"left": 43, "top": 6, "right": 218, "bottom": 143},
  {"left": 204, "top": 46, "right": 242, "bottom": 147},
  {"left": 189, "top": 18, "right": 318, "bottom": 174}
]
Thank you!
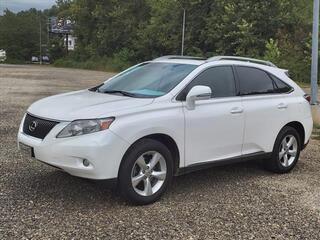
[{"left": 0, "top": 0, "right": 56, "bottom": 14}]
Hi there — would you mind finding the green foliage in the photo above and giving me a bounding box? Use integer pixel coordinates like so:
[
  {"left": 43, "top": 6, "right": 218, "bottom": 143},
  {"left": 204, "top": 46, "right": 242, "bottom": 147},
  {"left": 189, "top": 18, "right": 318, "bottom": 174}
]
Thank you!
[
  {"left": 49, "top": 36, "right": 66, "bottom": 61},
  {"left": 65, "top": 0, "right": 314, "bottom": 78},
  {"left": 111, "top": 48, "right": 135, "bottom": 70},
  {"left": 0, "top": 9, "right": 47, "bottom": 62},
  {"left": 0, "top": 0, "right": 316, "bottom": 81},
  {"left": 53, "top": 56, "right": 120, "bottom": 72},
  {"left": 264, "top": 39, "right": 281, "bottom": 63}
]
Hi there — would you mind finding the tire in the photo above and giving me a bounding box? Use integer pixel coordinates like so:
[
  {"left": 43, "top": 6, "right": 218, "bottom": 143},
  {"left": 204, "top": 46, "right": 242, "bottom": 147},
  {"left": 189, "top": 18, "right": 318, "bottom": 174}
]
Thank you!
[
  {"left": 266, "top": 126, "right": 301, "bottom": 173},
  {"left": 118, "top": 139, "right": 173, "bottom": 205}
]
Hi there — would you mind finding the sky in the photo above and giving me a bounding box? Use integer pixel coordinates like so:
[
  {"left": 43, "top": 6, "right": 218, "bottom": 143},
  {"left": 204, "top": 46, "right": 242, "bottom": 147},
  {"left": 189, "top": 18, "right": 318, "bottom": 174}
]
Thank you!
[{"left": 0, "top": 0, "right": 56, "bottom": 14}]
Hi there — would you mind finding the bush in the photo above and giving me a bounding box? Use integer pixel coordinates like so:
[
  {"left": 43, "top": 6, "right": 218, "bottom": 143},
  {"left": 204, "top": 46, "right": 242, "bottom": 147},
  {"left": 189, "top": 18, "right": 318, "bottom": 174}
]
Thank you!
[{"left": 53, "top": 56, "right": 121, "bottom": 72}]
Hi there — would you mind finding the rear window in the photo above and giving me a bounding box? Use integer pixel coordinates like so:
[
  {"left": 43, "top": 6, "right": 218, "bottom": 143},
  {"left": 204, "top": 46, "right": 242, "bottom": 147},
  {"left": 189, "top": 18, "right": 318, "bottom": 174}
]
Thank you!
[
  {"left": 270, "top": 74, "right": 293, "bottom": 93},
  {"left": 237, "top": 66, "right": 274, "bottom": 95},
  {"left": 237, "top": 66, "right": 292, "bottom": 95}
]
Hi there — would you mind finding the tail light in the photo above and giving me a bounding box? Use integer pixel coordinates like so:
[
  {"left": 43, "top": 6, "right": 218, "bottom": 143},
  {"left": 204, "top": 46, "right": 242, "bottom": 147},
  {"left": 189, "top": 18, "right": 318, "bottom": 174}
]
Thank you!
[{"left": 304, "top": 94, "right": 311, "bottom": 104}]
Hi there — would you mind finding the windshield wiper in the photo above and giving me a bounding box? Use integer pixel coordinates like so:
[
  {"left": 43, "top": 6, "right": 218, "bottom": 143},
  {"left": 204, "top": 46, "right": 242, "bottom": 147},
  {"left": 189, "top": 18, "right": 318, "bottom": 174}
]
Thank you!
[{"left": 102, "top": 90, "right": 137, "bottom": 97}]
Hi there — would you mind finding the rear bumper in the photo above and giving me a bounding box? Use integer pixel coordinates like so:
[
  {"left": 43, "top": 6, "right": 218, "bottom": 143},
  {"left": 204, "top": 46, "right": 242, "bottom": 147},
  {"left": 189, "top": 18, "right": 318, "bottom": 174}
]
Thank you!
[
  {"left": 302, "top": 116, "right": 313, "bottom": 145},
  {"left": 17, "top": 118, "right": 130, "bottom": 180}
]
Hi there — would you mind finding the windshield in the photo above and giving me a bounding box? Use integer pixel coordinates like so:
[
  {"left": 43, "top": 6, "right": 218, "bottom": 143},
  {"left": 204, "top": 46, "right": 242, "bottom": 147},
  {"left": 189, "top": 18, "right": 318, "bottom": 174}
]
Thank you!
[{"left": 95, "top": 62, "right": 197, "bottom": 98}]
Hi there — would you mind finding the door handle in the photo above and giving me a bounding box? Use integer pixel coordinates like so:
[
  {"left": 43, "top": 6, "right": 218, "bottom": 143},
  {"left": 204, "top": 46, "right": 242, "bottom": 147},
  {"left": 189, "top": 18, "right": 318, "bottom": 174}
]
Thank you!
[
  {"left": 230, "top": 107, "right": 244, "bottom": 114},
  {"left": 277, "top": 103, "right": 288, "bottom": 109}
]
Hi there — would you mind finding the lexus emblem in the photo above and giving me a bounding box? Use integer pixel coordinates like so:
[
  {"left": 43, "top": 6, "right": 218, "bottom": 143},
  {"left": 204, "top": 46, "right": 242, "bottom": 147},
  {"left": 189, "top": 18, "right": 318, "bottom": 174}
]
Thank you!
[{"left": 29, "top": 121, "right": 38, "bottom": 132}]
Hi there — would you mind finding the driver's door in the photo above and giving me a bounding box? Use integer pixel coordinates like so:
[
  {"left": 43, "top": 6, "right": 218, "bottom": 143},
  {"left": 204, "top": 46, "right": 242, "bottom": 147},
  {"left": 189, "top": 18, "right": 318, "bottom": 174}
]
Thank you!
[{"left": 180, "top": 66, "right": 244, "bottom": 166}]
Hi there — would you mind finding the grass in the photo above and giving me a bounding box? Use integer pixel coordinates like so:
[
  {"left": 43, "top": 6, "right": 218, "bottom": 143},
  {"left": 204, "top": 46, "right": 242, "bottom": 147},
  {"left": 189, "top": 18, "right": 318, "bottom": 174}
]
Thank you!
[{"left": 53, "top": 56, "right": 131, "bottom": 73}]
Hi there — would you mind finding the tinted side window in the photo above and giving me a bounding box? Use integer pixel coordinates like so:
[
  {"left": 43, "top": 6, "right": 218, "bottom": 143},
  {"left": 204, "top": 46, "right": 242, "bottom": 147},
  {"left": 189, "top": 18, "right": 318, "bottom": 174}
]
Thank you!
[
  {"left": 178, "top": 66, "right": 236, "bottom": 100},
  {"left": 270, "top": 75, "right": 293, "bottom": 93},
  {"left": 237, "top": 66, "right": 274, "bottom": 95}
]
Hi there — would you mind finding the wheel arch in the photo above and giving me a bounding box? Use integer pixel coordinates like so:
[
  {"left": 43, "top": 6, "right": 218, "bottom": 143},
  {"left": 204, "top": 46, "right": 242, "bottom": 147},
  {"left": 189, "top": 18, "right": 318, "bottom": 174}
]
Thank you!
[
  {"left": 283, "top": 121, "right": 305, "bottom": 149},
  {"left": 118, "top": 133, "right": 181, "bottom": 178}
]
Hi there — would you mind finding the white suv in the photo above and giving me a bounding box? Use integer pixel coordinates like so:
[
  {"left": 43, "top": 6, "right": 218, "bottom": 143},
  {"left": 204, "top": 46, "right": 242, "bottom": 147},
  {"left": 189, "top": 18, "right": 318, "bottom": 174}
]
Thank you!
[{"left": 18, "top": 56, "right": 313, "bottom": 204}]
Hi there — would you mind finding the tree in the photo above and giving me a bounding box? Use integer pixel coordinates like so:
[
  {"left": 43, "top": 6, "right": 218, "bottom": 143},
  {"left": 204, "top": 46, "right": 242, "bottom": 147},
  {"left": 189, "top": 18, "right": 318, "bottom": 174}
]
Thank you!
[
  {"left": 0, "top": 0, "right": 314, "bottom": 82},
  {"left": 0, "top": 9, "right": 47, "bottom": 62}
]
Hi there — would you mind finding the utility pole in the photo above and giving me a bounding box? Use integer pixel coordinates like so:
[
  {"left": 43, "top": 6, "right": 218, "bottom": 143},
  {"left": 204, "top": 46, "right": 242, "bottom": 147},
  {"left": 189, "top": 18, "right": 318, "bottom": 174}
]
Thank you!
[
  {"left": 66, "top": 33, "right": 69, "bottom": 54},
  {"left": 39, "top": 18, "right": 42, "bottom": 65},
  {"left": 47, "top": 18, "right": 50, "bottom": 47},
  {"left": 181, "top": 8, "right": 186, "bottom": 56},
  {"left": 311, "top": 0, "right": 319, "bottom": 105}
]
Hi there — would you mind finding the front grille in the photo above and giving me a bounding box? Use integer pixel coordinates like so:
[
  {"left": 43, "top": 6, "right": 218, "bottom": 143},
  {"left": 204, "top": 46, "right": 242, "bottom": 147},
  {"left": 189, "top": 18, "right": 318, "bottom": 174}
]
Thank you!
[{"left": 23, "top": 113, "right": 59, "bottom": 139}]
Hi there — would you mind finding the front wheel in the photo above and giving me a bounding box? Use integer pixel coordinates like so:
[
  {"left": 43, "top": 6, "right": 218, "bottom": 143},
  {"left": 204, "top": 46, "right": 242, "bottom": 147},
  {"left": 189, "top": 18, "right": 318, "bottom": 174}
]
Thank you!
[
  {"left": 266, "top": 126, "right": 301, "bottom": 173},
  {"left": 118, "top": 139, "right": 173, "bottom": 205}
]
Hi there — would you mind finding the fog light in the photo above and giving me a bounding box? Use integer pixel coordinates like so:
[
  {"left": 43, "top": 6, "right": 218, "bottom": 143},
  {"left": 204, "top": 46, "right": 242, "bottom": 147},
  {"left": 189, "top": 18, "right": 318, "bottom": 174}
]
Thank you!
[{"left": 83, "top": 159, "right": 90, "bottom": 167}]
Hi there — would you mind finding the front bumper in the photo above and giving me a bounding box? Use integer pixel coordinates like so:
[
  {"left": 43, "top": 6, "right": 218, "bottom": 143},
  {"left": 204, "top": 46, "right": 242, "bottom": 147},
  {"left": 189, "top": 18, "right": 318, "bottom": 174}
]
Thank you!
[{"left": 17, "top": 117, "right": 130, "bottom": 180}]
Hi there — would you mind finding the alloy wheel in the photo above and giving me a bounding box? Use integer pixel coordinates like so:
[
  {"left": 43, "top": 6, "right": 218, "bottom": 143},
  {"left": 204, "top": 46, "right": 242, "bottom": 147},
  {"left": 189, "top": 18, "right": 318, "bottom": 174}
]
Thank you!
[
  {"left": 279, "top": 134, "right": 298, "bottom": 168},
  {"left": 131, "top": 151, "right": 167, "bottom": 197}
]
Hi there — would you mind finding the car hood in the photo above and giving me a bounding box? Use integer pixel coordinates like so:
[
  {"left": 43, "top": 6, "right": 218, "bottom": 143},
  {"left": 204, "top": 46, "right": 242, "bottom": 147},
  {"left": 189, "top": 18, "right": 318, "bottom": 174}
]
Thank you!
[{"left": 28, "top": 90, "right": 154, "bottom": 121}]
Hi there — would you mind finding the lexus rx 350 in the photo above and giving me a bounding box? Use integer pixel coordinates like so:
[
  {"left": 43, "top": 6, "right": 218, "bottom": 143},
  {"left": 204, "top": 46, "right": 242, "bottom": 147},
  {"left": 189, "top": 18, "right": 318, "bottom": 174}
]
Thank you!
[{"left": 18, "top": 56, "right": 313, "bottom": 205}]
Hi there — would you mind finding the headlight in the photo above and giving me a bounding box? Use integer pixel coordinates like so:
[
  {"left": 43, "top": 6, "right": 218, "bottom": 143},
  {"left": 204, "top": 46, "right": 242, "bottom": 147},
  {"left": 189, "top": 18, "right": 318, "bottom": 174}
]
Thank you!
[{"left": 57, "top": 117, "right": 115, "bottom": 138}]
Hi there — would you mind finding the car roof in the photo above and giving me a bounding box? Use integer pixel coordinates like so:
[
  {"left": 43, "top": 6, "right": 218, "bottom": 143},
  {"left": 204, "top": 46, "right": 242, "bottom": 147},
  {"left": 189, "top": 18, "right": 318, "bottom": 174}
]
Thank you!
[
  {"left": 151, "top": 55, "right": 279, "bottom": 69},
  {"left": 152, "top": 58, "right": 206, "bottom": 66},
  {"left": 151, "top": 57, "right": 289, "bottom": 83},
  {"left": 151, "top": 58, "right": 283, "bottom": 72}
]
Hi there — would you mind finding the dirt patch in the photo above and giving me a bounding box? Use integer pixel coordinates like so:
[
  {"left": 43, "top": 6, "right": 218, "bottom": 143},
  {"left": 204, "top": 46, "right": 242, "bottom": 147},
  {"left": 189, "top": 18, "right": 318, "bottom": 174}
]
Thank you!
[{"left": 1, "top": 64, "right": 320, "bottom": 239}]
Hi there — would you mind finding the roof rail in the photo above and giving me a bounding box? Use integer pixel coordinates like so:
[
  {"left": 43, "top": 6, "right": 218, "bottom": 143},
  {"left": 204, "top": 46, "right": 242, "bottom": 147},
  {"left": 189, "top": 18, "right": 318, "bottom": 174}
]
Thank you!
[
  {"left": 153, "top": 55, "right": 207, "bottom": 61},
  {"left": 207, "top": 56, "right": 277, "bottom": 68}
]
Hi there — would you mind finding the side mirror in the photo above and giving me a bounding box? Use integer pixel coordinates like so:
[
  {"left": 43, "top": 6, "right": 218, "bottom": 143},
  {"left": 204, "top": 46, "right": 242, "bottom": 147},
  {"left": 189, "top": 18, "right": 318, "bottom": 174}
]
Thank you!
[{"left": 186, "top": 85, "right": 212, "bottom": 110}]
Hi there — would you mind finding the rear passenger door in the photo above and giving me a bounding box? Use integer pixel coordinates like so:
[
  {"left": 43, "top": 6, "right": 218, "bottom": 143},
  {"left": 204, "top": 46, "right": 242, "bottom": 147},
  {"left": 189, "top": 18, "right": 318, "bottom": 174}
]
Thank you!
[
  {"left": 235, "top": 66, "right": 292, "bottom": 155},
  {"left": 181, "top": 66, "right": 245, "bottom": 166}
]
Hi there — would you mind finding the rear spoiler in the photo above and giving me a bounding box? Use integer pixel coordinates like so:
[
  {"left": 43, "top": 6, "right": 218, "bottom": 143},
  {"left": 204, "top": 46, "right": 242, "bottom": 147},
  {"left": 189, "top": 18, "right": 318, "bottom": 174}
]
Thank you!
[{"left": 279, "top": 69, "right": 290, "bottom": 77}]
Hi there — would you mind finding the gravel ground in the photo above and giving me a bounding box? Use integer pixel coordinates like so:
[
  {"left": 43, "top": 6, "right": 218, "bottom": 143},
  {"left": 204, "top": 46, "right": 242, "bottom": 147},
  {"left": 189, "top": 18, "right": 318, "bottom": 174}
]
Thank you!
[{"left": 1, "top": 64, "right": 320, "bottom": 239}]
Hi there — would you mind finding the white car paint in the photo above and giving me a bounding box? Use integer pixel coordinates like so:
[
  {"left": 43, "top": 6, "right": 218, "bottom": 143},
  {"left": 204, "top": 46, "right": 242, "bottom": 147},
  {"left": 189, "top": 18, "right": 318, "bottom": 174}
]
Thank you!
[
  {"left": 184, "top": 96, "right": 244, "bottom": 166},
  {"left": 18, "top": 58, "right": 313, "bottom": 180},
  {"left": 28, "top": 90, "right": 154, "bottom": 121}
]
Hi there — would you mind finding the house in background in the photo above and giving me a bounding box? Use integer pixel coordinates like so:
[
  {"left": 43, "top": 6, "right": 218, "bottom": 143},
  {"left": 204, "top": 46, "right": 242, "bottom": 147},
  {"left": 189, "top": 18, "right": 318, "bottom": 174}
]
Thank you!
[
  {"left": 64, "top": 35, "right": 76, "bottom": 51},
  {"left": 0, "top": 49, "right": 6, "bottom": 62}
]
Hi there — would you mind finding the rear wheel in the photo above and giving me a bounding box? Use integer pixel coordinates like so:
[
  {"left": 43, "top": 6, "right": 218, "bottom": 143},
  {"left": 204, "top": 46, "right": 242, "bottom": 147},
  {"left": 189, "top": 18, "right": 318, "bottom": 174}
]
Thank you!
[
  {"left": 118, "top": 139, "right": 173, "bottom": 205},
  {"left": 266, "top": 126, "right": 301, "bottom": 173}
]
